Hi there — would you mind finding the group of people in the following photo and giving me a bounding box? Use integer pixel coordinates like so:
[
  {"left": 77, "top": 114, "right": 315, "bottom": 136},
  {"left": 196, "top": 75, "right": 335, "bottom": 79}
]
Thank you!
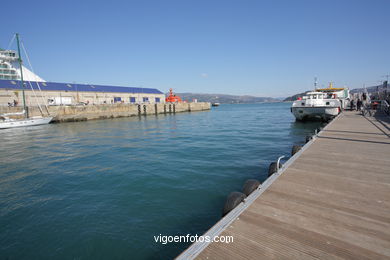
[
  {"left": 350, "top": 98, "right": 363, "bottom": 111},
  {"left": 7, "top": 100, "right": 18, "bottom": 107}
]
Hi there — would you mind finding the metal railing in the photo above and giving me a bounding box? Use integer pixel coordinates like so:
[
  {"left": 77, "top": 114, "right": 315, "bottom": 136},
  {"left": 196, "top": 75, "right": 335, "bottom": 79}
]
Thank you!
[
  {"left": 362, "top": 103, "right": 372, "bottom": 116},
  {"left": 362, "top": 99, "right": 390, "bottom": 117},
  {"left": 381, "top": 100, "right": 390, "bottom": 115}
]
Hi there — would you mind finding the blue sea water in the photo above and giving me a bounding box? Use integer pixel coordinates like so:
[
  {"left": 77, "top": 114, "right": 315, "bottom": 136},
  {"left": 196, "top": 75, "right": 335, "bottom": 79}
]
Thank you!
[{"left": 0, "top": 103, "right": 322, "bottom": 260}]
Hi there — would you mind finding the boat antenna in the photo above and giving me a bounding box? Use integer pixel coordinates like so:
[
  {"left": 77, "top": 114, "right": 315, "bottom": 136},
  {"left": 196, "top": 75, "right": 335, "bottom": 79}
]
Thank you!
[
  {"left": 314, "top": 77, "right": 318, "bottom": 89},
  {"left": 16, "top": 33, "right": 28, "bottom": 118}
]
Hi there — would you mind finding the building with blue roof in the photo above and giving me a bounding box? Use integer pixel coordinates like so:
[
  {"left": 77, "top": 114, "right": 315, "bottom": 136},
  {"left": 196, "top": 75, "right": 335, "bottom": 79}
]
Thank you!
[{"left": 0, "top": 79, "right": 165, "bottom": 106}]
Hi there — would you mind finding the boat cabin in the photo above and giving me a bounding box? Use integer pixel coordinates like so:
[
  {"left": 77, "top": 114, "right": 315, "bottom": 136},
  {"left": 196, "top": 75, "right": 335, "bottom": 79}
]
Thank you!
[{"left": 302, "top": 92, "right": 327, "bottom": 100}]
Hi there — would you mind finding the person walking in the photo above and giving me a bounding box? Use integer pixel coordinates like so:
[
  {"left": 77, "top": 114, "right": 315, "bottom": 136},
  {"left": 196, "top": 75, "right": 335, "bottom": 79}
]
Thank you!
[
  {"left": 357, "top": 99, "right": 362, "bottom": 111},
  {"left": 350, "top": 99, "right": 355, "bottom": 111}
]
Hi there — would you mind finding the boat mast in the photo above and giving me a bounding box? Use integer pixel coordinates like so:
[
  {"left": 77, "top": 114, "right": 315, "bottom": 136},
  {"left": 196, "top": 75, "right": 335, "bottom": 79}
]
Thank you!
[{"left": 16, "top": 33, "right": 28, "bottom": 118}]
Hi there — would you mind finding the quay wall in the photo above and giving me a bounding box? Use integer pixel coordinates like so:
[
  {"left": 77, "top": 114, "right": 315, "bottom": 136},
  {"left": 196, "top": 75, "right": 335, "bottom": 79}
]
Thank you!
[{"left": 0, "top": 102, "right": 211, "bottom": 123}]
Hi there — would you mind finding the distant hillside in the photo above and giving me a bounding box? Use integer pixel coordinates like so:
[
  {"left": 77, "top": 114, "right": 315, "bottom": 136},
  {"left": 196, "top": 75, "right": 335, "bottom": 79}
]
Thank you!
[
  {"left": 283, "top": 92, "right": 309, "bottom": 101},
  {"left": 349, "top": 84, "right": 385, "bottom": 94},
  {"left": 174, "top": 93, "right": 279, "bottom": 103}
]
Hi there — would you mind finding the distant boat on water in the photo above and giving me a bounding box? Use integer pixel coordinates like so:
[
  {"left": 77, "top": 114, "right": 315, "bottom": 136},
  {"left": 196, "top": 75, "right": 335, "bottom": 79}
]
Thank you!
[{"left": 212, "top": 103, "right": 220, "bottom": 107}]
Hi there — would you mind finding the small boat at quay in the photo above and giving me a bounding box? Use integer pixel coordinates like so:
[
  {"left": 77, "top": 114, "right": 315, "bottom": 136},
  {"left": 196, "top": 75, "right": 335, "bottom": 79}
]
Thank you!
[
  {"left": 0, "top": 33, "right": 52, "bottom": 129},
  {"left": 212, "top": 103, "right": 220, "bottom": 107},
  {"left": 291, "top": 91, "right": 341, "bottom": 121},
  {"left": 291, "top": 80, "right": 350, "bottom": 122},
  {"left": 0, "top": 112, "right": 52, "bottom": 128}
]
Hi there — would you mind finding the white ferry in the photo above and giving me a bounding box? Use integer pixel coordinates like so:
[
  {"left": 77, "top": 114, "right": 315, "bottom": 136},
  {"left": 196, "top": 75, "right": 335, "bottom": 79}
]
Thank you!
[
  {"left": 291, "top": 82, "right": 350, "bottom": 121},
  {"left": 291, "top": 91, "right": 341, "bottom": 121}
]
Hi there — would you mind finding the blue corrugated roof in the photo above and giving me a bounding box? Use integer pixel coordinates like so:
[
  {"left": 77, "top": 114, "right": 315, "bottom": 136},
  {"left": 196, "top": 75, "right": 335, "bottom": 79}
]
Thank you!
[{"left": 0, "top": 79, "right": 163, "bottom": 94}]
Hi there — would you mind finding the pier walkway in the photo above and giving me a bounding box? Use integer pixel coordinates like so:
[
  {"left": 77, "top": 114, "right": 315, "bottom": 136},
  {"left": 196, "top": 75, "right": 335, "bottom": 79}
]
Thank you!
[{"left": 179, "top": 111, "right": 390, "bottom": 259}]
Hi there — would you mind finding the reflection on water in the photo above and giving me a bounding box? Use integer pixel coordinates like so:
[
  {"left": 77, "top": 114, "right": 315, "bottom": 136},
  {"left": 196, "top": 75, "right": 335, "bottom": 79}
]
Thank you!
[{"left": 0, "top": 103, "right": 321, "bottom": 260}]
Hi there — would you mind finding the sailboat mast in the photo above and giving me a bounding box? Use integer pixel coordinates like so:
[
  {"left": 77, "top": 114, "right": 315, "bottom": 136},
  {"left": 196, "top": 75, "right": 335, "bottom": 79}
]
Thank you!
[{"left": 16, "top": 33, "right": 28, "bottom": 118}]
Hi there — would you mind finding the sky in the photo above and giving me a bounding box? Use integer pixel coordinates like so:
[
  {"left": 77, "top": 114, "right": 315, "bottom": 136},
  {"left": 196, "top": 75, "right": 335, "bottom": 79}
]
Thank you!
[{"left": 2, "top": 0, "right": 389, "bottom": 97}]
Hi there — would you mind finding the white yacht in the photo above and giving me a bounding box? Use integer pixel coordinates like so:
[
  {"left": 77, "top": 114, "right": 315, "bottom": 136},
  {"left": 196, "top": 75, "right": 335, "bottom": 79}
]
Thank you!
[{"left": 0, "top": 111, "right": 52, "bottom": 129}]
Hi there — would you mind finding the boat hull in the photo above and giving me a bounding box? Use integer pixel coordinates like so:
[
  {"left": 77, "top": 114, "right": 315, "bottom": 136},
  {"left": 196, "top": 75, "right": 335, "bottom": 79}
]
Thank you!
[
  {"left": 291, "top": 106, "right": 339, "bottom": 121},
  {"left": 0, "top": 117, "right": 53, "bottom": 129}
]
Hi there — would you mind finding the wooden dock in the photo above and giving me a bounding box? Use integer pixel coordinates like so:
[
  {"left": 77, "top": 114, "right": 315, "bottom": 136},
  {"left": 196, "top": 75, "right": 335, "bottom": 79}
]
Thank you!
[{"left": 178, "top": 111, "right": 390, "bottom": 259}]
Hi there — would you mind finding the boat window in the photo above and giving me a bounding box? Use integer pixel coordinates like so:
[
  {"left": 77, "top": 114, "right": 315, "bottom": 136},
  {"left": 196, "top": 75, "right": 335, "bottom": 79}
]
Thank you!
[{"left": 326, "top": 102, "right": 330, "bottom": 105}]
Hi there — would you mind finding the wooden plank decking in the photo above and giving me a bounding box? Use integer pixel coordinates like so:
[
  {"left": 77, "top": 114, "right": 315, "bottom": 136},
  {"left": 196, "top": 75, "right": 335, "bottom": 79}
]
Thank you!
[{"left": 179, "top": 111, "right": 390, "bottom": 260}]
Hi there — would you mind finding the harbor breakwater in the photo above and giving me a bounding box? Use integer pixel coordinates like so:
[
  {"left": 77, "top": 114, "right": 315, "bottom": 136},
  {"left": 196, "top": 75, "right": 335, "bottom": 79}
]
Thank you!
[{"left": 0, "top": 102, "right": 211, "bottom": 123}]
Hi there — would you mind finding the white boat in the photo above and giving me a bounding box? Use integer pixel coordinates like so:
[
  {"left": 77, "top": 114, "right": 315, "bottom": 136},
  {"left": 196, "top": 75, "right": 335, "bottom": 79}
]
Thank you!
[
  {"left": 291, "top": 91, "right": 341, "bottom": 121},
  {"left": 0, "top": 115, "right": 53, "bottom": 129},
  {"left": 0, "top": 33, "right": 52, "bottom": 129}
]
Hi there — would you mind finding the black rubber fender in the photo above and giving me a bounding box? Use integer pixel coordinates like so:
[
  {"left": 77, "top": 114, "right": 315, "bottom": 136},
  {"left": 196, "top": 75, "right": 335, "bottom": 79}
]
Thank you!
[
  {"left": 222, "top": 192, "right": 246, "bottom": 217},
  {"left": 291, "top": 145, "right": 302, "bottom": 156},
  {"left": 242, "top": 179, "right": 260, "bottom": 196},
  {"left": 268, "top": 162, "right": 282, "bottom": 177}
]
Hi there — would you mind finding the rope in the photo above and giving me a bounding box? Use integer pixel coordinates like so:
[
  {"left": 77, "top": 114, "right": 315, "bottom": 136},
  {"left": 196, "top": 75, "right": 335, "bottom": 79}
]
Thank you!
[
  {"left": 6, "top": 34, "right": 16, "bottom": 50},
  {"left": 21, "top": 41, "right": 50, "bottom": 116},
  {"left": 26, "top": 80, "right": 44, "bottom": 115}
]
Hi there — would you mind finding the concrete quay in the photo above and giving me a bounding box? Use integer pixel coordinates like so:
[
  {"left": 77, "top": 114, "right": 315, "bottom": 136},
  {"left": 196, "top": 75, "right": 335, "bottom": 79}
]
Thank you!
[
  {"left": 178, "top": 111, "right": 390, "bottom": 260},
  {"left": 0, "top": 102, "right": 211, "bottom": 123}
]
